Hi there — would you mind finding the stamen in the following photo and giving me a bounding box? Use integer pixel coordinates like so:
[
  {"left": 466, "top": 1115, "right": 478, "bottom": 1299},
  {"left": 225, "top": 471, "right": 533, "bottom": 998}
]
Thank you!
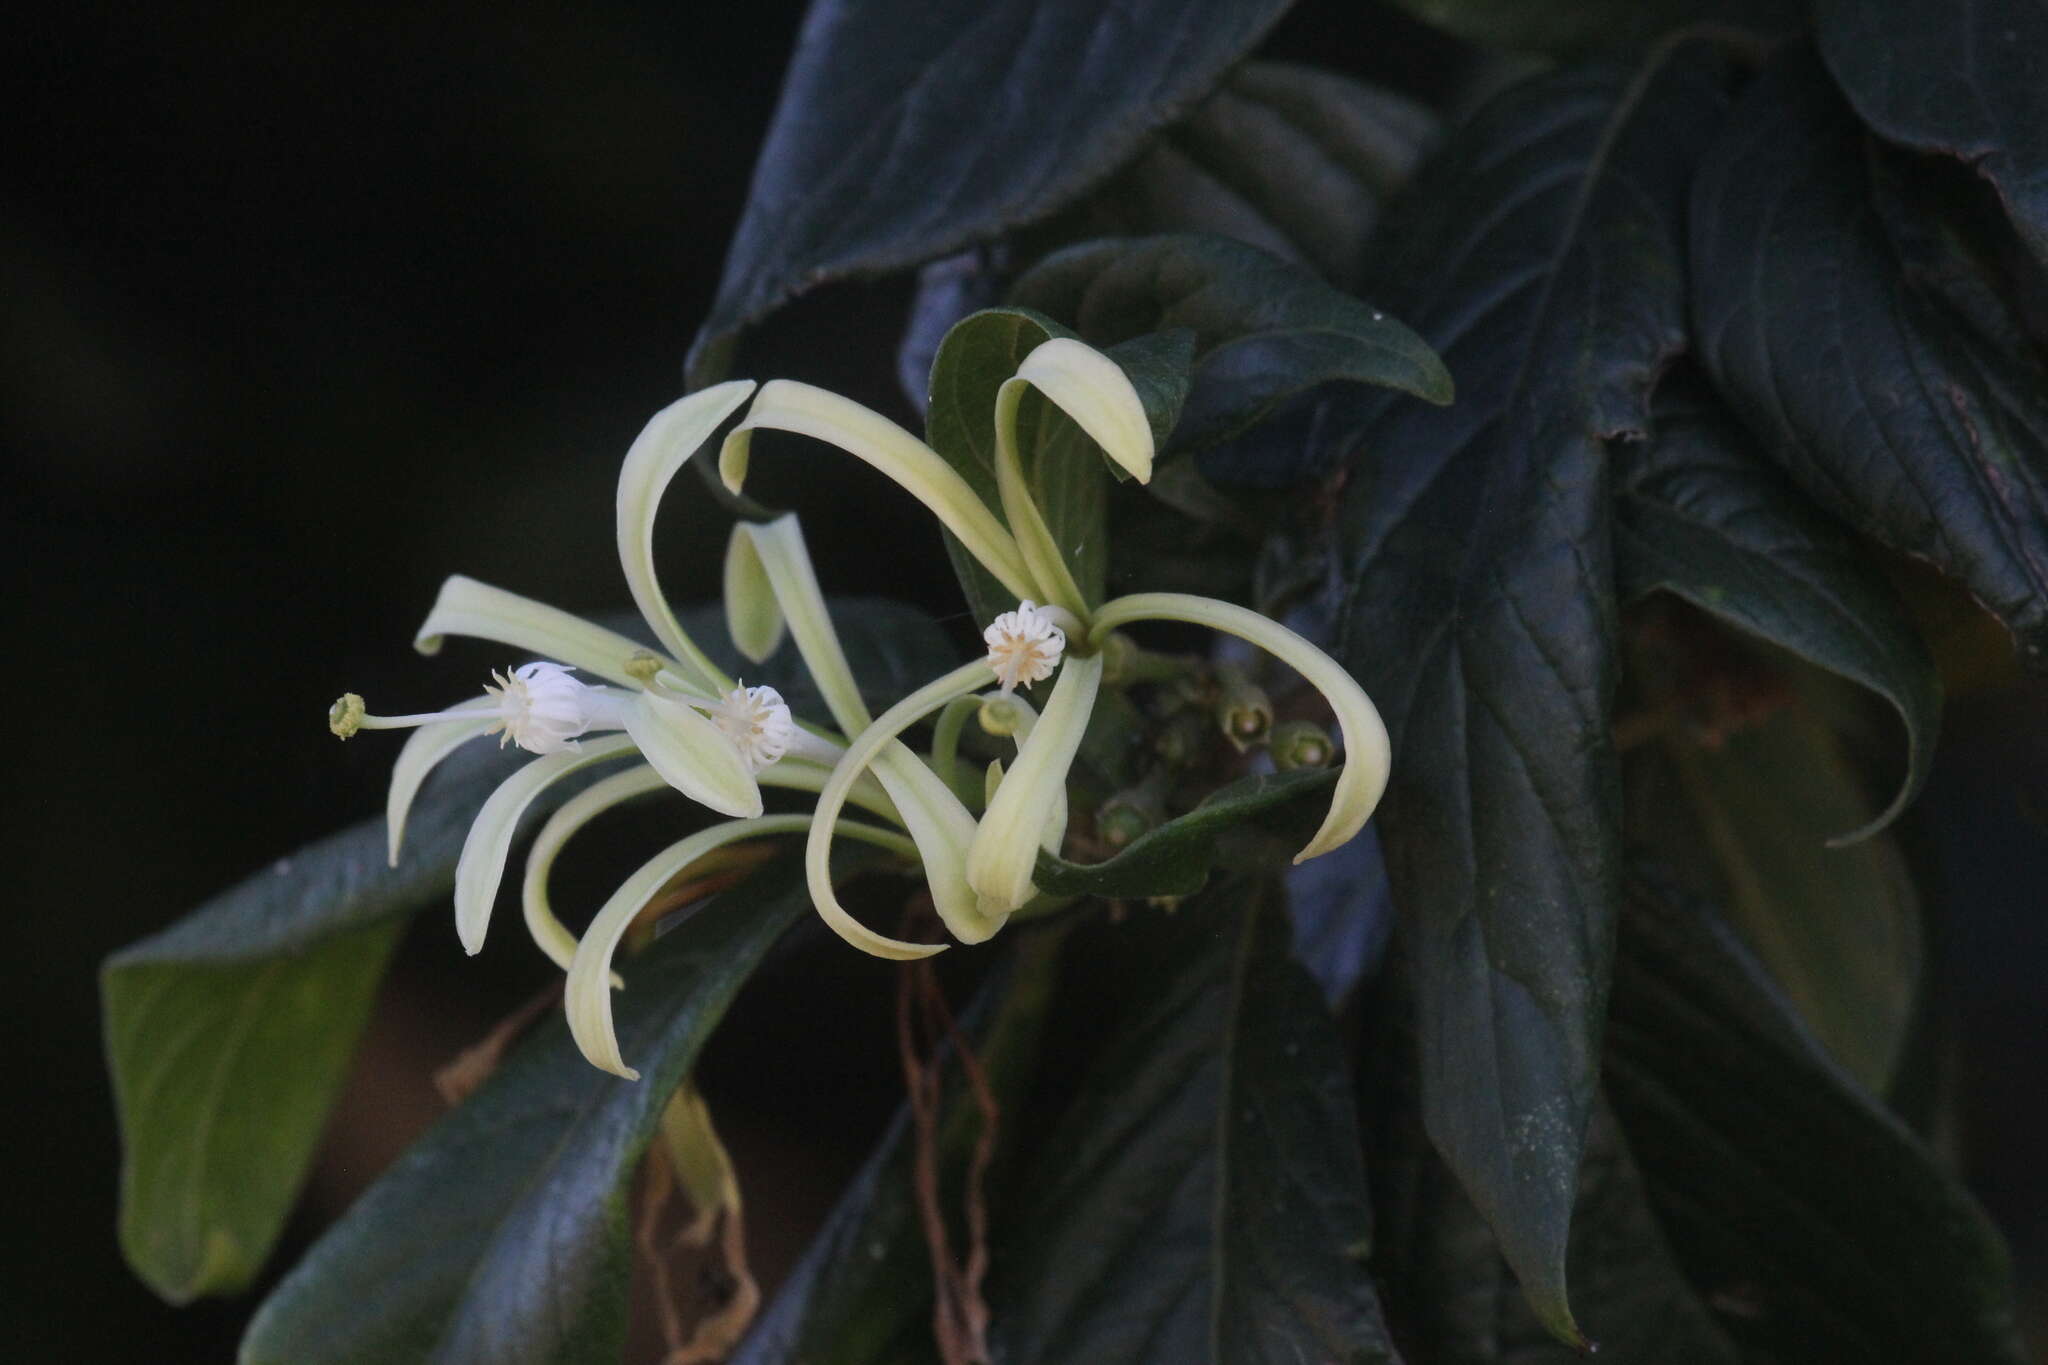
[{"left": 710, "top": 683, "right": 796, "bottom": 773}]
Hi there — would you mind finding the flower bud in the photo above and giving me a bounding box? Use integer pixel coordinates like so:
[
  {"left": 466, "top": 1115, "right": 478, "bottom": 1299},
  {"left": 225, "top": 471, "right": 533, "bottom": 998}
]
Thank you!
[
  {"left": 1270, "top": 719, "right": 1335, "bottom": 770},
  {"left": 1214, "top": 666, "right": 1273, "bottom": 752}
]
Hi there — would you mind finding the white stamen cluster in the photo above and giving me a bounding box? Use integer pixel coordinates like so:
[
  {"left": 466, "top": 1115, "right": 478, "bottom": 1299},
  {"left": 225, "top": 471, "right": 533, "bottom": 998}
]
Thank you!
[
  {"left": 711, "top": 682, "right": 795, "bottom": 772},
  {"left": 486, "top": 662, "right": 600, "bottom": 754},
  {"left": 983, "top": 600, "right": 1065, "bottom": 693}
]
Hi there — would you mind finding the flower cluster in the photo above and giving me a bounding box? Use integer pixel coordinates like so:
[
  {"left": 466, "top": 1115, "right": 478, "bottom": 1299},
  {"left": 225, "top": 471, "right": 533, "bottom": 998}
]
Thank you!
[{"left": 332, "top": 337, "right": 1390, "bottom": 1078}]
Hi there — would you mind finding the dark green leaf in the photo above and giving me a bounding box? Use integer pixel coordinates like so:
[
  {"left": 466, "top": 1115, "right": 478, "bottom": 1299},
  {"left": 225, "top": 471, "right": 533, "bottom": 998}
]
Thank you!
[
  {"left": 1691, "top": 49, "right": 2048, "bottom": 669},
  {"left": 1818, "top": 0, "right": 2048, "bottom": 265},
  {"left": 1332, "top": 50, "right": 1737, "bottom": 1336},
  {"left": 1033, "top": 768, "right": 1338, "bottom": 900},
  {"left": 1373, "top": 1082, "right": 1738, "bottom": 1363},
  {"left": 1012, "top": 233, "right": 1451, "bottom": 451},
  {"left": 1060, "top": 62, "right": 1441, "bottom": 290},
  {"left": 1383, "top": 0, "right": 1804, "bottom": 54},
  {"left": 104, "top": 738, "right": 527, "bottom": 1304},
  {"left": 991, "top": 881, "right": 1396, "bottom": 1364},
  {"left": 737, "top": 934, "right": 1060, "bottom": 1365},
  {"left": 1608, "top": 866, "right": 2030, "bottom": 1364},
  {"left": 1617, "top": 374, "right": 1942, "bottom": 838},
  {"left": 923, "top": 307, "right": 1191, "bottom": 618},
  {"left": 241, "top": 858, "right": 817, "bottom": 1365},
  {"left": 686, "top": 0, "right": 1295, "bottom": 386}
]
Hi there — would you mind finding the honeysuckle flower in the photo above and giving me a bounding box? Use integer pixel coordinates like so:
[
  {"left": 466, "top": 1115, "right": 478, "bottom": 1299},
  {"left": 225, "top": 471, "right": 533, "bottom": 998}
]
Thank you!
[{"left": 983, "top": 600, "right": 1067, "bottom": 692}]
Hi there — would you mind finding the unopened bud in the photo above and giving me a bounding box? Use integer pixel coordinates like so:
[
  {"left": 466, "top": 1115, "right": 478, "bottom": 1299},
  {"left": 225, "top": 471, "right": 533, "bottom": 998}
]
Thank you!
[
  {"left": 1271, "top": 719, "right": 1335, "bottom": 770},
  {"left": 978, "top": 693, "right": 1035, "bottom": 738},
  {"left": 1214, "top": 666, "right": 1273, "bottom": 752}
]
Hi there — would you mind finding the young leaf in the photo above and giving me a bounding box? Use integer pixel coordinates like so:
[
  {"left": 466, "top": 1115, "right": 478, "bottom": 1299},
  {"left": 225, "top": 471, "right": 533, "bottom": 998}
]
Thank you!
[
  {"left": 103, "top": 738, "right": 528, "bottom": 1305},
  {"left": 1617, "top": 373, "right": 1942, "bottom": 838},
  {"left": 240, "top": 858, "right": 819, "bottom": 1365},
  {"left": 1818, "top": 0, "right": 2048, "bottom": 266},
  {"left": 1011, "top": 233, "right": 1451, "bottom": 451},
  {"left": 1608, "top": 866, "right": 2030, "bottom": 1364},
  {"left": 1332, "top": 48, "right": 1738, "bottom": 1338},
  {"left": 1691, "top": 49, "right": 2048, "bottom": 670},
  {"left": 989, "top": 880, "right": 1397, "bottom": 1364},
  {"left": 1032, "top": 767, "right": 1338, "bottom": 901},
  {"left": 686, "top": 0, "right": 1296, "bottom": 386}
]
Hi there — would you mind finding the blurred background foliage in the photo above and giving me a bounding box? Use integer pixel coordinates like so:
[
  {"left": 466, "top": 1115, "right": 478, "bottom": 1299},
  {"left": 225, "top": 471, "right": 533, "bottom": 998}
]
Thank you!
[{"left": 9, "top": 1, "right": 2047, "bottom": 1358}]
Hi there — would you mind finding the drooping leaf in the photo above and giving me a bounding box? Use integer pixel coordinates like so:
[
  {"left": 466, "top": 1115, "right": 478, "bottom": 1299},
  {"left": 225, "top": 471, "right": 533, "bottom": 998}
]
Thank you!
[
  {"left": 1818, "top": 0, "right": 2048, "bottom": 266},
  {"left": 1616, "top": 373, "right": 1941, "bottom": 838},
  {"left": 736, "top": 933, "right": 1060, "bottom": 1365},
  {"left": 1607, "top": 865, "right": 2029, "bottom": 1364},
  {"left": 1622, "top": 656, "right": 1924, "bottom": 1094},
  {"left": 104, "top": 737, "right": 528, "bottom": 1305},
  {"left": 103, "top": 601, "right": 945, "bottom": 1307},
  {"left": 240, "top": 857, "right": 821, "bottom": 1365},
  {"left": 923, "top": 307, "right": 1191, "bottom": 619},
  {"left": 686, "top": 0, "right": 1295, "bottom": 386},
  {"left": 1691, "top": 48, "right": 2048, "bottom": 670},
  {"left": 990, "top": 880, "right": 1397, "bottom": 1365},
  {"left": 1033, "top": 767, "right": 1338, "bottom": 901},
  {"left": 1332, "top": 49, "right": 1738, "bottom": 1336},
  {"left": 1383, "top": 0, "right": 1805, "bottom": 54},
  {"left": 1012, "top": 233, "right": 1451, "bottom": 452}
]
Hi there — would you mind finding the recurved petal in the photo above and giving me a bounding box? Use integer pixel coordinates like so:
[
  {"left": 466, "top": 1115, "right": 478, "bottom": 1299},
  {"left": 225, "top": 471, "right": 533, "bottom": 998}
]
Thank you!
[
  {"left": 522, "top": 764, "right": 670, "bottom": 979},
  {"left": 452, "top": 734, "right": 639, "bottom": 955},
  {"left": 722, "top": 521, "right": 786, "bottom": 666},
  {"left": 617, "top": 382, "right": 757, "bottom": 692},
  {"left": 385, "top": 699, "right": 498, "bottom": 866},
  {"left": 1015, "top": 337, "right": 1154, "bottom": 483},
  {"left": 965, "top": 651, "right": 1100, "bottom": 917},
  {"left": 414, "top": 576, "right": 662, "bottom": 688}
]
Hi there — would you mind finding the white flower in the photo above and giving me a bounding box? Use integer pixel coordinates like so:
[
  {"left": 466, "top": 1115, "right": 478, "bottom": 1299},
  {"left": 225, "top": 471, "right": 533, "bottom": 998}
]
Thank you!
[
  {"left": 484, "top": 662, "right": 608, "bottom": 753},
  {"left": 983, "top": 601, "right": 1066, "bottom": 693},
  {"left": 710, "top": 682, "right": 795, "bottom": 772}
]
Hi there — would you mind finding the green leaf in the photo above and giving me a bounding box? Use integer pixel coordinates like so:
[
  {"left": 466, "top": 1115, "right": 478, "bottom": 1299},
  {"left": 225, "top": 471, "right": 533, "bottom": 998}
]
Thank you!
[
  {"left": 685, "top": 0, "right": 1295, "bottom": 386},
  {"left": 736, "top": 934, "right": 1060, "bottom": 1365},
  {"left": 1059, "top": 62, "right": 1441, "bottom": 291},
  {"left": 104, "top": 738, "right": 528, "bottom": 1305},
  {"left": 240, "top": 857, "right": 817, "bottom": 1365},
  {"left": 923, "top": 307, "right": 1191, "bottom": 618},
  {"left": 1607, "top": 866, "right": 2030, "bottom": 1364},
  {"left": 1033, "top": 768, "right": 1338, "bottom": 901},
  {"left": 1617, "top": 373, "right": 1942, "bottom": 838},
  {"left": 1818, "top": 0, "right": 2048, "bottom": 265},
  {"left": 1011, "top": 233, "right": 1451, "bottom": 451},
  {"left": 990, "top": 880, "right": 1396, "bottom": 1364},
  {"left": 1332, "top": 49, "right": 1738, "bottom": 1337},
  {"left": 1691, "top": 49, "right": 2048, "bottom": 670},
  {"left": 1383, "top": 0, "right": 1805, "bottom": 54}
]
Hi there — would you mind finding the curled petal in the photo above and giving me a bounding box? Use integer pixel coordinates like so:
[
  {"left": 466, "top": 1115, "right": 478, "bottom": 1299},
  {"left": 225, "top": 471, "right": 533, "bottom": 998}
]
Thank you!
[
  {"left": 415, "top": 576, "right": 663, "bottom": 688},
  {"left": 807, "top": 660, "right": 994, "bottom": 958},
  {"left": 616, "top": 381, "right": 756, "bottom": 692},
  {"left": 992, "top": 378, "right": 1088, "bottom": 616},
  {"left": 966, "top": 651, "right": 1100, "bottom": 917},
  {"left": 1090, "top": 592, "right": 1390, "bottom": 862},
  {"left": 385, "top": 699, "right": 498, "bottom": 866},
  {"left": 623, "top": 691, "right": 764, "bottom": 819},
  {"left": 523, "top": 765, "right": 669, "bottom": 980},
  {"left": 1015, "top": 337, "right": 1154, "bottom": 483},
  {"left": 567, "top": 815, "right": 916, "bottom": 1079},
  {"left": 453, "top": 734, "right": 638, "bottom": 955},
  {"left": 720, "top": 381, "right": 1037, "bottom": 601},
  {"left": 721, "top": 520, "right": 786, "bottom": 665}
]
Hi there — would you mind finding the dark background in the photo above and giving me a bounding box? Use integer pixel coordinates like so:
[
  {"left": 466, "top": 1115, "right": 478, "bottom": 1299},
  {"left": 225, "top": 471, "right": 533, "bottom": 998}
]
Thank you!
[{"left": 9, "top": 2, "right": 2046, "bottom": 1359}]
